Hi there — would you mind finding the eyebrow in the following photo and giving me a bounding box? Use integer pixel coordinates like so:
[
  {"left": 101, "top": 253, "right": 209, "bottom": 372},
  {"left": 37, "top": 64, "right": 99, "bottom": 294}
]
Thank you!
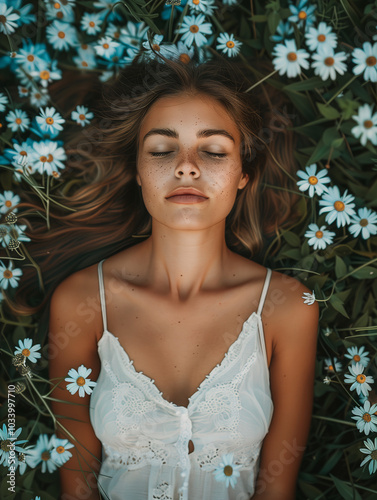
[{"left": 142, "top": 127, "right": 235, "bottom": 144}]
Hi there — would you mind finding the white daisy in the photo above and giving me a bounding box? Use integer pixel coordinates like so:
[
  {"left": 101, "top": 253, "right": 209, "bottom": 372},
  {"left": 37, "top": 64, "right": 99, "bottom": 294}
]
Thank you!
[
  {"left": 25, "top": 434, "right": 57, "bottom": 473},
  {"left": 73, "top": 45, "right": 97, "bottom": 70},
  {"left": 18, "top": 86, "right": 29, "bottom": 98},
  {"left": 0, "top": 92, "right": 9, "bottom": 112},
  {"left": 296, "top": 163, "right": 331, "bottom": 197},
  {"left": 352, "top": 42, "right": 377, "bottom": 82},
  {"left": 318, "top": 185, "right": 356, "bottom": 228},
  {"left": 36, "top": 107, "right": 65, "bottom": 134},
  {"left": 119, "top": 21, "right": 149, "bottom": 49},
  {"left": 65, "top": 364, "right": 97, "bottom": 397},
  {"left": 188, "top": 0, "right": 217, "bottom": 16},
  {"left": 80, "top": 12, "right": 102, "bottom": 35},
  {"left": 46, "top": 20, "right": 79, "bottom": 51},
  {"left": 94, "top": 36, "right": 120, "bottom": 58},
  {"left": 351, "top": 400, "right": 377, "bottom": 435},
  {"left": 345, "top": 346, "right": 370, "bottom": 368},
  {"left": 270, "top": 20, "right": 294, "bottom": 42},
  {"left": 304, "top": 223, "right": 336, "bottom": 250},
  {"left": 288, "top": 0, "right": 316, "bottom": 29},
  {"left": 50, "top": 436, "right": 74, "bottom": 466},
  {"left": 29, "top": 88, "right": 50, "bottom": 108},
  {"left": 302, "top": 290, "right": 316, "bottom": 305},
  {"left": 0, "top": 190, "right": 21, "bottom": 214},
  {"left": 324, "top": 357, "right": 342, "bottom": 373},
  {"left": 71, "top": 105, "right": 94, "bottom": 127},
  {"left": 141, "top": 34, "right": 179, "bottom": 61},
  {"left": 348, "top": 207, "right": 377, "bottom": 240},
  {"left": 216, "top": 32, "right": 242, "bottom": 57},
  {"left": 30, "top": 60, "right": 62, "bottom": 88},
  {"left": 0, "top": 222, "right": 30, "bottom": 247},
  {"left": 311, "top": 46, "right": 348, "bottom": 81},
  {"left": 344, "top": 363, "right": 374, "bottom": 397},
  {"left": 323, "top": 376, "right": 331, "bottom": 385},
  {"left": 272, "top": 39, "right": 310, "bottom": 78},
  {"left": 32, "top": 141, "right": 67, "bottom": 176},
  {"left": 14, "top": 338, "right": 41, "bottom": 363},
  {"left": 213, "top": 452, "right": 242, "bottom": 488},
  {"left": 360, "top": 437, "right": 377, "bottom": 474},
  {"left": 175, "top": 13, "right": 213, "bottom": 48},
  {"left": 0, "top": 3, "right": 20, "bottom": 35},
  {"left": 304, "top": 22, "right": 337, "bottom": 52},
  {"left": 5, "top": 109, "right": 30, "bottom": 132},
  {"left": 0, "top": 424, "right": 28, "bottom": 466},
  {"left": 0, "top": 260, "right": 23, "bottom": 290},
  {"left": 351, "top": 104, "right": 377, "bottom": 146}
]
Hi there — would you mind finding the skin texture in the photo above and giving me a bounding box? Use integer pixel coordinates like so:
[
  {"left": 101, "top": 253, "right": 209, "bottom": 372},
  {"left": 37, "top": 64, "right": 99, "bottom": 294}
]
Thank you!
[{"left": 49, "top": 92, "right": 319, "bottom": 499}]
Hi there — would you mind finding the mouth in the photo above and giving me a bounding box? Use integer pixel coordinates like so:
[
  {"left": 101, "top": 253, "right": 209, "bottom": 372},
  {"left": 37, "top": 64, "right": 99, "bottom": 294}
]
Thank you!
[{"left": 166, "top": 194, "right": 208, "bottom": 204}]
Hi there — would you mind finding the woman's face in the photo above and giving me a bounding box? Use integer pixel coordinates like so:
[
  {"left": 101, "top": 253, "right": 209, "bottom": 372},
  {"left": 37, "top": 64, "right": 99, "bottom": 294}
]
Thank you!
[{"left": 136, "top": 92, "right": 249, "bottom": 231}]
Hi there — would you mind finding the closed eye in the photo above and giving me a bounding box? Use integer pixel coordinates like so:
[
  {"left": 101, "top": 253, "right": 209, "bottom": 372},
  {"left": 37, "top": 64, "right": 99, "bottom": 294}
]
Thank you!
[{"left": 150, "top": 152, "right": 227, "bottom": 158}]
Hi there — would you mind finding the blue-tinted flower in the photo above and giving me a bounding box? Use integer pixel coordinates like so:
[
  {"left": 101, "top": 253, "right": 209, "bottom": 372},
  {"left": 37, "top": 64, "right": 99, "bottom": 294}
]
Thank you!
[
  {"left": 311, "top": 46, "right": 348, "bottom": 81},
  {"left": 304, "top": 223, "right": 335, "bottom": 250},
  {"left": 11, "top": 0, "right": 36, "bottom": 26},
  {"left": 188, "top": 0, "right": 217, "bottom": 16},
  {"left": 0, "top": 3, "right": 20, "bottom": 34},
  {"left": 94, "top": 36, "right": 120, "bottom": 58},
  {"left": 176, "top": 14, "right": 213, "bottom": 48},
  {"left": 80, "top": 12, "right": 102, "bottom": 35},
  {"left": 352, "top": 42, "right": 377, "bottom": 82},
  {"left": 270, "top": 20, "right": 294, "bottom": 42},
  {"left": 0, "top": 260, "right": 23, "bottom": 290},
  {"left": 65, "top": 365, "right": 97, "bottom": 397},
  {"left": 305, "top": 22, "right": 337, "bottom": 52},
  {"left": 32, "top": 140, "right": 67, "bottom": 176},
  {"left": 347, "top": 207, "right": 377, "bottom": 240},
  {"left": 288, "top": 0, "right": 316, "bottom": 29},
  {"left": 141, "top": 34, "right": 179, "bottom": 62},
  {"left": 344, "top": 363, "right": 374, "bottom": 397},
  {"left": 18, "top": 86, "right": 29, "bottom": 98},
  {"left": 351, "top": 104, "right": 377, "bottom": 146},
  {"left": 360, "top": 437, "right": 377, "bottom": 474},
  {"left": 0, "top": 222, "right": 30, "bottom": 247},
  {"left": 324, "top": 357, "right": 342, "bottom": 373},
  {"left": 14, "top": 338, "right": 41, "bottom": 363},
  {"left": 93, "top": 0, "right": 123, "bottom": 22},
  {"left": 15, "top": 41, "right": 47, "bottom": 72},
  {"left": 71, "top": 106, "right": 94, "bottom": 127},
  {"left": 25, "top": 434, "right": 57, "bottom": 473},
  {"left": 0, "top": 190, "right": 21, "bottom": 214},
  {"left": 213, "top": 452, "right": 242, "bottom": 488},
  {"left": 6, "top": 109, "right": 30, "bottom": 132},
  {"left": 46, "top": 20, "right": 79, "bottom": 51},
  {"left": 161, "top": 0, "right": 188, "bottom": 20},
  {"left": 119, "top": 21, "right": 149, "bottom": 49},
  {"left": 30, "top": 60, "right": 62, "bottom": 88},
  {"left": 318, "top": 185, "right": 356, "bottom": 228},
  {"left": 272, "top": 39, "right": 310, "bottom": 78},
  {"left": 302, "top": 290, "right": 316, "bottom": 305},
  {"left": 216, "top": 32, "right": 242, "bottom": 57},
  {"left": 36, "top": 107, "right": 65, "bottom": 134},
  {"left": 29, "top": 88, "right": 50, "bottom": 108},
  {"left": 0, "top": 92, "right": 8, "bottom": 112},
  {"left": 351, "top": 400, "right": 377, "bottom": 435},
  {"left": 0, "top": 424, "right": 28, "bottom": 466},
  {"left": 345, "top": 346, "right": 370, "bottom": 367},
  {"left": 296, "top": 163, "right": 331, "bottom": 197},
  {"left": 45, "top": 0, "right": 75, "bottom": 23},
  {"left": 50, "top": 436, "right": 74, "bottom": 465},
  {"left": 222, "top": 0, "right": 239, "bottom": 4},
  {"left": 73, "top": 45, "right": 97, "bottom": 70}
]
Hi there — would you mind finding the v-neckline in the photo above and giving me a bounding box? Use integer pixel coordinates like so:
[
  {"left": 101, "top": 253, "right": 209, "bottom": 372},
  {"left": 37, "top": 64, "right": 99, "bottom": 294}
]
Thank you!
[{"left": 97, "top": 310, "right": 260, "bottom": 412}]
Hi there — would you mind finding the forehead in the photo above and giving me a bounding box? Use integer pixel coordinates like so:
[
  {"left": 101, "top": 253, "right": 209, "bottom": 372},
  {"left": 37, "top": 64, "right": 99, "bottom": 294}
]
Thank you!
[{"left": 139, "top": 92, "right": 240, "bottom": 143}]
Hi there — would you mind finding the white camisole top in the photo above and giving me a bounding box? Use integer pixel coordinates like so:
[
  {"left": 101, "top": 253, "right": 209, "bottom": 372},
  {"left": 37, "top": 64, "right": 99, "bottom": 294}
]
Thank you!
[{"left": 90, "top": 259, "right": 274, "bottom": 500}]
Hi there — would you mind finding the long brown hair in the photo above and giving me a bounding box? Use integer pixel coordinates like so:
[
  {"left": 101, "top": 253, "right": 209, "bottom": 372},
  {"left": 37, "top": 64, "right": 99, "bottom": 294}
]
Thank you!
[{"left": 2, "top": 51, "right": 301, "bottom": 328}]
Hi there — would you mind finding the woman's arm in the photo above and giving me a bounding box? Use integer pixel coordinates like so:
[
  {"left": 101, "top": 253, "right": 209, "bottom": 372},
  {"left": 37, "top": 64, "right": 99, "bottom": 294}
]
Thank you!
[
  {"left": 48, "top": 271, "right": 102, "bottom": 500},
  {"left": 252, "top": 279, "right": 319, "bottom": 500}
]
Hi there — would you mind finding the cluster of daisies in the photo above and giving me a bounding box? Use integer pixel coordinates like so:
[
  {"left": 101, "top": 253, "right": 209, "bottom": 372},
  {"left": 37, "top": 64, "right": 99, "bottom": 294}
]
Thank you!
[
  {"left": 323, "top": 344, "right": 377, "bottom": 475},
  {"left": 295, "top": 163, "right": 377, "bottom": 249}
]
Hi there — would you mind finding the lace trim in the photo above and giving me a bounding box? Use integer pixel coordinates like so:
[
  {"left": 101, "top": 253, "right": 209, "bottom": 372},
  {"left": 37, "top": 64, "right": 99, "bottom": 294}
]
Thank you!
[
  {"left": 103, "top": 439, "right": 173, "bottom": 470},
  {"left": 98, "top": 312, "right": 259, "bottom": 412},
  {"left": 152, "top": 481, "right": 173, "bottom": 500},
  {"left": 195, "top": 440, "right": 261, "bottom": 472}
]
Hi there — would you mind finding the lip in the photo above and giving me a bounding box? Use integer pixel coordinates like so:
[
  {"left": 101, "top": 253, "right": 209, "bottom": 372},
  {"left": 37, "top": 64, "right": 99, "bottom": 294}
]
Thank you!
[{"left": 165, "top": 187, "right": 208, "bottom": 199}]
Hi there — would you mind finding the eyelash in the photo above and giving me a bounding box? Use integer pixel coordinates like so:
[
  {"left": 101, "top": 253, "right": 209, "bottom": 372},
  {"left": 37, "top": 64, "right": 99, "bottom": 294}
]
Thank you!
[{"left": 150, "top": 152, "right": 227, "bottom": 158}]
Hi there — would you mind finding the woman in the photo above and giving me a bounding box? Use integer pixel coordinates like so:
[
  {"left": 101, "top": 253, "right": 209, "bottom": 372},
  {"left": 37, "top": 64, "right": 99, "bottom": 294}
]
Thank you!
[{"left": 39, "top": 53, "right": 318, "bottom": 500}]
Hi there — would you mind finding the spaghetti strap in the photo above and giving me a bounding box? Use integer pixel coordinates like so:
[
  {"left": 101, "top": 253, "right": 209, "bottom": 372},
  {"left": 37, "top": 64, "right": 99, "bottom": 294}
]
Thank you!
[
  {"left": 97, "top": 259, "right": 108, "bottom": 333},
  {"left": 257, "top": 268, "right": 272, "bottom": 317}
]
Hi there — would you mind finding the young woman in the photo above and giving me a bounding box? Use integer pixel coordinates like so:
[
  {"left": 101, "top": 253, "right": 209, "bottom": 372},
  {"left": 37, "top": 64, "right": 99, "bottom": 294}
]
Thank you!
[{"left": 21, "top": 53, "right": 318, "bottom": 500}]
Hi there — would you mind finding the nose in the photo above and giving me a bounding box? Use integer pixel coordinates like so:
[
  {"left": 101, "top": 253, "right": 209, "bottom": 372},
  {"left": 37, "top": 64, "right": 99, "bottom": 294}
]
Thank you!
[{"left": 174, "top": 157, "right": 200, "bottom": 178}]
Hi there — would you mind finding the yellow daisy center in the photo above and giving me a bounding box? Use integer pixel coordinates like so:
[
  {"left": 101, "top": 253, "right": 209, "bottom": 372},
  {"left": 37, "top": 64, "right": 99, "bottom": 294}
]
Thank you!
[
  {"left": 328, "top": 365, "right": 334, "bottom": 371},
  {"left": 315, "top": 230, "right": 323, "bottom": 238},
  {"left": 52, "top": 171, "right": 60, "bottom": 178},
  {"left": 27, "top": 55, "right": 34, "bottom": 62},
  {"left": 226, "top": 40, "right": 235, "bottom": 48},
  {"left": 47, "top": 154, "right": 54, "bottom": 162},
  {"left": 364, "top": 120, "right": 373, "bottom": 129},
  {"left": 40, "top": 70, "right": 50, "bottom": 80},
  {"left": 113, "top": 31, "right": 120, "bottom": 39},
  {"left": 334, "top": 200, "right": 345, "bottom": 211},
  {"left": 54, "top": 2, "right": 61, "bottom": 8},
  {"left": 179, "top": 53, "right": 190, "bottom": 64},
  {"left": 46, "top": 117, "right": 54, "bottom": 125},
  {"left": 41, "top": 451, "right": 50, "bottom": 461},
  {"left": 22, "top": 348, "right": 30, "bottom": 357},
  {"left": 224, "top": 465, "right": 233, "bottom": 476},
  {"left": 4, "top": 269, "right": 13, "bottom": 278},
  {"left": 193, "top": 0, "right": 200, "bottom": 4},
  {"left": 287, "top": 52, "right": 297, "bottom": 61},
  {"left": 317, "top": 34, "right": 326, "bottom": 42},
  {"left": 5, "top": 200, "right": 12, "bottom": 207},
  {"left": 0, "top": 15, "right": 6, "bottom": 25},
  {"left": 20, "top": 150, "right": 27, "bottom": 156},
  {"left": 190, "top": 24, "right": 199, "bottom": 33},
  {"left": 363, "top": 413, "right": 371, "bottom": 422},
  {"left": 89, "top": 21, "right": 95, "bottom": 27},
  {"left": 324, "top": 57, "right": 335, "bottom": 66},
  {"left": 371, "top": 450, "right": 377, "bottom": 460},
  {"left": 359, "top": 218, "right": 368, "bottom": 227},
  {"left": 1, "top": 440, "right": 12, "bottom": 452},
  {"left": 40, "top": 155, "right": 47, "bottom": 162},
  {"left": 366, "top": 56, "right": 377, "bottom": 67},
  {"left": 152, "top": 44, "right": 160, "bottom": 51},
  {"left": 15, "top": 118, "right": 22, "bottom": 124},
  {"left": 58, "top": 31, "right": 65, "bottom": 39},
  {"left": 353, "top": 354, "right": 361, "bottom": 362},
  {"left": 81, "top": 44, "right": 88, "bottom": 50},
  {"left": 76, "top": 376, "right": 86, "bottom": 386},
  {"left": 57, "top": 11, "right": 64, "bottom": 18},
  {"left": 79, "top": 114, "right": 86, "bottom": 120},
  {"left": 103, "top": 43, "right": 109, "bottom": 49},
  {"left": 308, "top": 175, "right": 318, "bottom": 185},
  {"left": 56, "top": 446, "right": 65, "bottom": 454},
  {"left": 356, "top": 374, "right": 366, "bottom": 384},
  {"left": 298, "top": 10, "right": 307, "bottom": 19},
  {"left": 81, "top": 61, "right": 88, "bottom": 67}
]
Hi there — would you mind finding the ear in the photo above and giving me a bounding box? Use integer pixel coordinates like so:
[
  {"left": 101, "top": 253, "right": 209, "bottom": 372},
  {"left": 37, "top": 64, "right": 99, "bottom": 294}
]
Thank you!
[
  {"left": 136, "top": 173, "right": 141, "bottom": 186},
  {"left": 238, "top": 172, "right": 249, "bottom": 190}
]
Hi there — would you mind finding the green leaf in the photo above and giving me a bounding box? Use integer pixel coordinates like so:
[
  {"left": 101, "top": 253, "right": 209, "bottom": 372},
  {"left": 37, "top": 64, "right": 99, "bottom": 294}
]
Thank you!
[
  {"left": 268, "top": 11, "right": 280, "bottom": 34},
  {"left": 335, "top": 256, "right": 347, "bottom": 279},
  {"left": 306, "top": 139, "right": 330, "bottom": 164},
  {"left": 317, "top": 102, "right": 340, "bottom": 119},
  {"left": 283, "top": 77, "right": 328, "bottom": 92},
  {"left": 329, "top": 294, "right": 349, "bottom": 319},
  {"left": 282, "top": 230, "right": 301, "bottom": 247},
  {"left": 250, "top": 15, "right": 267, "bottom": 22},
  {"left": 330, "top": 474, "right": 363, "bottom": 500},
  {"left": 351, "top": 266, "right": 377, "bottom": 279},
  {"left": 332, "top": 137, "right": 344, "bottom": 148}
]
